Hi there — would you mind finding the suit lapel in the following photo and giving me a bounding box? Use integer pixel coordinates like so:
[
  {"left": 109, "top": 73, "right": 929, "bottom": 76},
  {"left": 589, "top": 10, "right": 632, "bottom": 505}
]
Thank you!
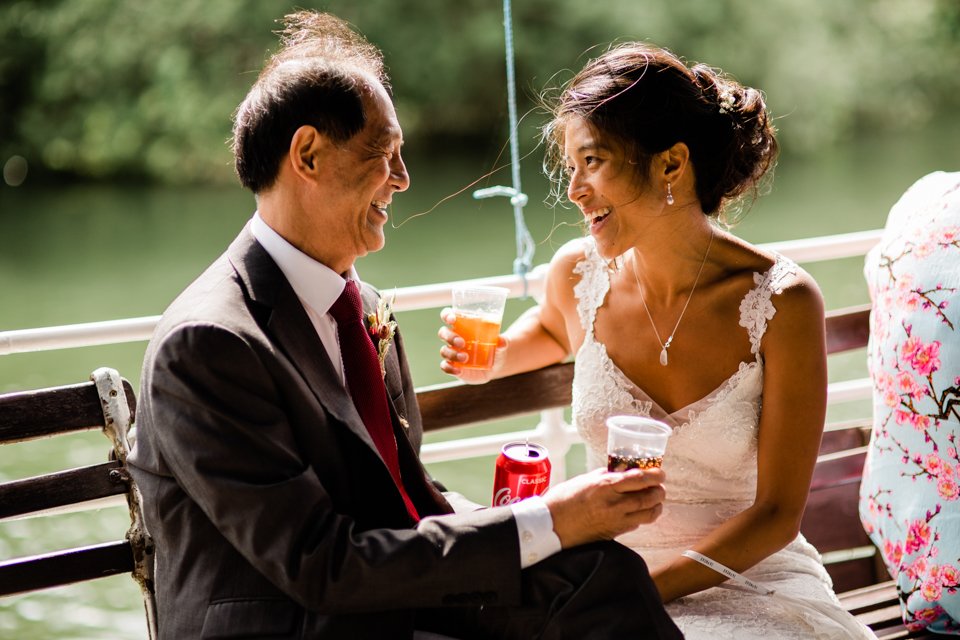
[
  {"left": 228, "top": 227, "right": 451, "bottom": 519},
  {"left": 226, "top": 228, "right": 380, "bottom": 457}
]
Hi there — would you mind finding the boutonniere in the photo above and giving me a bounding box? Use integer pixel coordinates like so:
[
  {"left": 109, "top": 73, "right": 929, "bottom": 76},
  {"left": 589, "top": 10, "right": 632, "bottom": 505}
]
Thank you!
[{"left": 367, "top": 291, "right": 398, "bottom": 378}]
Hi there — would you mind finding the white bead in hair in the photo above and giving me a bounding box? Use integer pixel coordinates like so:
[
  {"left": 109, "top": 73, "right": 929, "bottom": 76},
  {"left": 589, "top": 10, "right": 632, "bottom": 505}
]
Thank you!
[{"left": 718, "top": 89, "right": 735, "bottom": 114}]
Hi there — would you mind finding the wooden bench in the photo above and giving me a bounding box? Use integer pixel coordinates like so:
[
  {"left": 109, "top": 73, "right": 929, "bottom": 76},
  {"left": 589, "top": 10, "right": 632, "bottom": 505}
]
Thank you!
[
  {"left": 0, "top": 305, "right": 933, "bottom": 637},
  {"left": 418, "top": 303, "right": 933, "bottom": 638},
  {"left": 0, "top": 367, "right": 157, "bottom": 639}
]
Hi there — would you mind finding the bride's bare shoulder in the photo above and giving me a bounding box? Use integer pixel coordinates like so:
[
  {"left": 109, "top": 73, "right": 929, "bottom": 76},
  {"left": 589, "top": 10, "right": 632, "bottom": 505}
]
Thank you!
[
  {"left": 717, "top": 232, "right": 824, "bottom": 320},
  {"left": 543, "top": 238, "right": 597, "bottom": 312},
  {"left": 550, "top": 237, "right": 593, "bottom": 268},
  {"left": 545, "top": 237, "right": 597, "bottom": 284}
]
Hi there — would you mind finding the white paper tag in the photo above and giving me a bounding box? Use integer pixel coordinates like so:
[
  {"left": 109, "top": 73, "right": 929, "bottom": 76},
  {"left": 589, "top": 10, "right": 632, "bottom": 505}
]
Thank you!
[{"left": 681, "top": 550, "right": 776, "bottom": 596}]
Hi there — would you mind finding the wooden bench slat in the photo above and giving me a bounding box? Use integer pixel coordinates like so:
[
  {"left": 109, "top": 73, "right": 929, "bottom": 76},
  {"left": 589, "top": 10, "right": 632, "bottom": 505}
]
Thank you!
[
  {"left": 803, "top": 479, "right": 872, "bottom": 549},
  {"left": 839, "top": 580, "right": 900, "bottom": 615},
  {"left": 839, "top": 581, "right": 942, "bottom": 638},
  {"left": 0, "top": 541, "right": 134, "bottom": 597},
  {"left": 0, "top": 461, "right": 128, "bottom": 520},
  {"left": 825, "top": 305, "right": 871, "bottom": 355},
  {"left": 861, "top": 604, "right": 910, "bottom": 628},
  {"left": 819, "top": 425, "right": 869, "bottom": 455},
  {"left": 0, "top": 371, "right": 149, "bottom": 637},
  {"left": 879, "top": 627, "right": 938, "bottom": 639},
  {"left": 419, "top": 362, "right": 573, "bottom": 431},
  {"left": 802, "top": 448, "right": 880, "bottom": 592},
  {"left": 810, "top": 447, "right": 868, "bottom": 490},
  {"left": 0, "top": 379, "right": 136, "bottom": 444},
  {"left": 827, "top": 558, "right": 882, "bottom": 595},
  {"left": 874, "top": 627, "right": 913, "bottom": 639}
]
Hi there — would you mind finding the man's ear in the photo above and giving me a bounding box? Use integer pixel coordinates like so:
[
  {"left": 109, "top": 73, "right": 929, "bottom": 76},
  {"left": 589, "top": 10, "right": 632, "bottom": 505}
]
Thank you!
[
  {"left": 288, "top": 125, "right": 328, "bottom": 181},
  {"left": 659, "top": 142, "right": 690, "bottom": 183}
]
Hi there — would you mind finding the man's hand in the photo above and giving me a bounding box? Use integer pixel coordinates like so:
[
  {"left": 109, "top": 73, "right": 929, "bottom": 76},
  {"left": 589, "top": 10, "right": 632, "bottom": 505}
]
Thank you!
[{"left": 542, "top": 468, "right": 666, "bottom": 548}]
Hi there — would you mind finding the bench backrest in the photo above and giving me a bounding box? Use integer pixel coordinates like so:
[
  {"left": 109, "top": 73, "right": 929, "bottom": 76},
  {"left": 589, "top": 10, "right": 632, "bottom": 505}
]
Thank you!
[
  {"left": 0, "top": 367, "right": 157, "bottom": 638},
  {"left": 417, "top": 304, "right": 879, "bottom": 592}
]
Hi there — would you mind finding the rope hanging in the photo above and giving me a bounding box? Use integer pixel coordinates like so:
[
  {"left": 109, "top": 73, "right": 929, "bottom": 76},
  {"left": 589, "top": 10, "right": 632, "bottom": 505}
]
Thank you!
[{"left": 473, "top": 0, "right": 536, "bottom": 297}]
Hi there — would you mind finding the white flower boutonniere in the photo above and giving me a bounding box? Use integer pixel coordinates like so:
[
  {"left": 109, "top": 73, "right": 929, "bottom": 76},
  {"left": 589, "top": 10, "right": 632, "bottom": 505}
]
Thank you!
[{"left": 367, "top": 291, "right": 398, "bottom": 378}]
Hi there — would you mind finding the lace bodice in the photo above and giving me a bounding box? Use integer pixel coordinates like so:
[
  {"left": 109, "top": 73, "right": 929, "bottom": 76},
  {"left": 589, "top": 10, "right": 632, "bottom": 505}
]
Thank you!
[
  {"left": 569, "top": 239, "right": 875, "bottom": 639},
  {"left": 572, "top": 238, "right": 796, "bottom": 511}
]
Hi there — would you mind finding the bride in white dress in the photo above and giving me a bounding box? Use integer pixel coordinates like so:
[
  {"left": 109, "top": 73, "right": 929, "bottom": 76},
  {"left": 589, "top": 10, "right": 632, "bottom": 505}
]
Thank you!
[{"left": 440, "top": 42, "right": 876, "bottom": 639}]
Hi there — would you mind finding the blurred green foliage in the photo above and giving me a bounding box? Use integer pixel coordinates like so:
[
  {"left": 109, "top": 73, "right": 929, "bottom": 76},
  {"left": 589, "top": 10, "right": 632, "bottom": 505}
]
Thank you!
[{"left": 1, "top": 0, "right": 958, "bottom": 184}]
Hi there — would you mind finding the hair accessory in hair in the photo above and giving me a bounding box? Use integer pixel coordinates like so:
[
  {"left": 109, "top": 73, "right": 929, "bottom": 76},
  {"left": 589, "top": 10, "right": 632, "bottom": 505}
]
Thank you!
[{"left": 718, "top": 89, "right": 735, "bottom": 114}]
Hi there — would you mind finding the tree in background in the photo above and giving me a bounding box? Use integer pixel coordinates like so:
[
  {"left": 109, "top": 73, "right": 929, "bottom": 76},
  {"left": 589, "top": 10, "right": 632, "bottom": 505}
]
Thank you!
[{"left": 1, "top": 0, "right": 958, "bottom": 184}]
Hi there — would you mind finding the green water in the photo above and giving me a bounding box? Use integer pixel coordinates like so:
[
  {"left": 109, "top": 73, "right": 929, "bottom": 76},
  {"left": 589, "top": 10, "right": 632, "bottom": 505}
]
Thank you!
[{"left": 1, "top": 122, "right": 959, "bottom": 638}]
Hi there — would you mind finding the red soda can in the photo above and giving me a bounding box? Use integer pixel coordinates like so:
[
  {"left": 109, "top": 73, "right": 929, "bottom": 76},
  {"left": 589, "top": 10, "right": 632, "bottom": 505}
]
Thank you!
[{"left": 492, "top": 441, "right": 551, "bottom": 506}]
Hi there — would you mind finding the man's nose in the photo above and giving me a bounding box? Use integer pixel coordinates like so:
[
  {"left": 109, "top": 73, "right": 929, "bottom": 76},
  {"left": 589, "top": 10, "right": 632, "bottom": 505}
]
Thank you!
[{"left": 391, "top": 155, "right": 410, "bottom": 192}]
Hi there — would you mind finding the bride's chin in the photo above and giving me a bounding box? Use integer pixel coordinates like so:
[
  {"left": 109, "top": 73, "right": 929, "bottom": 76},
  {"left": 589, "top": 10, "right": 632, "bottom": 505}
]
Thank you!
[{"left": 593, "top": 238, "right": 625, "bottom": 262}]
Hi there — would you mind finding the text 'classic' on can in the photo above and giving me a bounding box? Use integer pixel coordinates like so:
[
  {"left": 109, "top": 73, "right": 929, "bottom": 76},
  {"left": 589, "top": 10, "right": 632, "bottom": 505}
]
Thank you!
[{"left": 492, "top": 441, "right": 551, "bottom": 506}]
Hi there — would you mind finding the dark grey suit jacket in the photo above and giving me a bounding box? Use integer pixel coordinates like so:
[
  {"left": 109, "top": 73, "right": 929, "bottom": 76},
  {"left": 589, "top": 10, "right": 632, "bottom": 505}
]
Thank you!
[{"left": 129, "top": 227, "right": 521, "bottom": 639}]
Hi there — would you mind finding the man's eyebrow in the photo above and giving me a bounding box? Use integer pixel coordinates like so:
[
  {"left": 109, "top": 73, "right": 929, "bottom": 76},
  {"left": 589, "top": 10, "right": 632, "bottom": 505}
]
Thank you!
[{"left": 377, "top": 126, "right": 403, "bottom": 147}]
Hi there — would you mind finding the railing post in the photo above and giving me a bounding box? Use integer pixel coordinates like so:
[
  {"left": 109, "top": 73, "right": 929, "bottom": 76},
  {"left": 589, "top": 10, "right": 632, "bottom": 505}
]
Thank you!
[{"left": 532, "top": 408, "right": 576, "bottom": 484}]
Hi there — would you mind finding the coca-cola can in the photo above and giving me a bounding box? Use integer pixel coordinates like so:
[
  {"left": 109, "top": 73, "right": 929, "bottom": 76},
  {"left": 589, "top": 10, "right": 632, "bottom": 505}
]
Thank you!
[{"left": 492, "top": 441, "right": 551, "bottom": 506}]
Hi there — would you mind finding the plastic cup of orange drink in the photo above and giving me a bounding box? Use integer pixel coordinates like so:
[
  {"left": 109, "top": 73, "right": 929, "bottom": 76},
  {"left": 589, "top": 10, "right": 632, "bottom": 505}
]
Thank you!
[{"left": 451, "top": 286, "right": 509, "bottom": 370}]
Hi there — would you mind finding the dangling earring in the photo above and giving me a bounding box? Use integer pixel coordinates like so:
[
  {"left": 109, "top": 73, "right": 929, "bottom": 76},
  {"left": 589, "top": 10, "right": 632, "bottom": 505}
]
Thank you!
[{"left": 666, "top": 182, "right": 675, "bottom": 206}]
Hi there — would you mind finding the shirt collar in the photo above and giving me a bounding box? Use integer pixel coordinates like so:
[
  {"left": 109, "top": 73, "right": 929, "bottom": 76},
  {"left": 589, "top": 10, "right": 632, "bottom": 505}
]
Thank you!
[{"left": 250, "top": 212, "right": 360, "bottom": 315}]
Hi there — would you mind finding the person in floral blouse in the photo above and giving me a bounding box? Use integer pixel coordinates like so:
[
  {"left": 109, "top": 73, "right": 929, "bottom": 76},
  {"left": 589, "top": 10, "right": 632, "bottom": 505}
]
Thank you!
[{"left": 860, "top": 170, "right": 960, "bottom": 634}]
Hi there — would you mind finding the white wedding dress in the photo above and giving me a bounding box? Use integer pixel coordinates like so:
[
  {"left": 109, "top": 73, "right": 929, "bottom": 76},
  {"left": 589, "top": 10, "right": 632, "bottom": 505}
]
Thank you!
[{"left": 571, "top": 239, "right": 876, "bottom": 639}]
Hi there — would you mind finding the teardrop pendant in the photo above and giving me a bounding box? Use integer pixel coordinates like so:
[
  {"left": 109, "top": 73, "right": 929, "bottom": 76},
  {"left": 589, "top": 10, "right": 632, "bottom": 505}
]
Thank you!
[{"left": 659, "top": 347, "right": 668, "bottom": 366}]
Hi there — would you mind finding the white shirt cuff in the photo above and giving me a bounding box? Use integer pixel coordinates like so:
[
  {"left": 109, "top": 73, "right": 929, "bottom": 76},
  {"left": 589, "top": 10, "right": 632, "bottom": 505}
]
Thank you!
[{"left": 510, "top": 495, "right": 562, "bottom": 569}]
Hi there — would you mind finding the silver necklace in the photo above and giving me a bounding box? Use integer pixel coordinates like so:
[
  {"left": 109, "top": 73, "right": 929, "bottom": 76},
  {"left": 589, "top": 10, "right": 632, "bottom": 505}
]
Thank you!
[{"left": 632, "top": 230, "right": 714, "bottom": 366}]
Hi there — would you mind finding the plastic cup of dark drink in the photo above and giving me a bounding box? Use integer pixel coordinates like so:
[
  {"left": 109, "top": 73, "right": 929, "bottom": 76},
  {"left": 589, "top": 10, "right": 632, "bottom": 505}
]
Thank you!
[{"left": 605, "top": 416, "right": 672, "bottom": 472}]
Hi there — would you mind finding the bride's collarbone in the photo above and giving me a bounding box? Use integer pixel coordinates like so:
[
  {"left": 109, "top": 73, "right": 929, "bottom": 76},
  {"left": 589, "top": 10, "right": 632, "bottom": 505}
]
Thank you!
[
  {"left": 590, "top": 267, "right": 758, "bottom": 411},
  {"left": 599, "top": 329, "right": 755, "bottom": 414}
]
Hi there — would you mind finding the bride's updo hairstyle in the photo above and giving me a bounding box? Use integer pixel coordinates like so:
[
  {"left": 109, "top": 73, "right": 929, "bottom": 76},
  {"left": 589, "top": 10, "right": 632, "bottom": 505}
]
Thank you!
[{"left": 543, "top": 43, "right": 778, "bottom": 221}]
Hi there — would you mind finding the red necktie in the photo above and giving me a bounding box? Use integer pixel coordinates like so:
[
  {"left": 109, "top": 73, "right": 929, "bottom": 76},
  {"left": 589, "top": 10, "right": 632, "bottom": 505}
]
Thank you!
[{"left": 329, "top": 280, "right": 420, "bottom": 522}]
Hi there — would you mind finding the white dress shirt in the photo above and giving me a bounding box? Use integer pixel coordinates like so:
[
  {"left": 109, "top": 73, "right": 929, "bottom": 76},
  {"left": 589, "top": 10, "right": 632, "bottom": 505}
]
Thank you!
[{"left": 250, "top": 213, "right": 561, "bottom": 568}]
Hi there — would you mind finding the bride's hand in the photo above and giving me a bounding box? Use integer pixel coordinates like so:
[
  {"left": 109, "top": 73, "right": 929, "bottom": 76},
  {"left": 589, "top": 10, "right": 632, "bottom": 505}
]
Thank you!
[{"left": 438, "top": 308, "right": 507, "bottom": 384}]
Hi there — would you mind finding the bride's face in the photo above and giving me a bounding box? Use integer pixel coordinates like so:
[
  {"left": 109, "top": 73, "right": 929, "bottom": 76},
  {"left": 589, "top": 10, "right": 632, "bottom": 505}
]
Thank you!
[{"left": 563, "top": 116, "right": 662, "bottom": 259}]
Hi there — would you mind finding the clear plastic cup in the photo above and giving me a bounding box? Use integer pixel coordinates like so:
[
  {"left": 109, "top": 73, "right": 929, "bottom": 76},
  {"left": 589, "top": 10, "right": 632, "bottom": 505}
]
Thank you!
[
  {"left": 451, "top": 286, "right": 509, "bottom": 370},
  {"left": 605, "top": 415, "right": 672, "bottom": 471}
]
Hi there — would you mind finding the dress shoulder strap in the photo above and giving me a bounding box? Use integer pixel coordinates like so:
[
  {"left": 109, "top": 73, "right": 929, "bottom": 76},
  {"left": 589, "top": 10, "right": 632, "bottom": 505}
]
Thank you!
[
  {"left": 572, "top": 238, "right": 611, "bottom": 335},
  {"left": 737, "top": 253, "right": 799, "bottom": 357}
]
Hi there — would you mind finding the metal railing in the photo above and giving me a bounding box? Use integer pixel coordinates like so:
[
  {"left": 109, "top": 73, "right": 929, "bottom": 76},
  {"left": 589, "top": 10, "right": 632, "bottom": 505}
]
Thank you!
[
  {"left": 0, "top": 229, "right": 882, "bottom": 357},
  {"left": 0, "top": 229, "right": 883, "bottom": 481}
]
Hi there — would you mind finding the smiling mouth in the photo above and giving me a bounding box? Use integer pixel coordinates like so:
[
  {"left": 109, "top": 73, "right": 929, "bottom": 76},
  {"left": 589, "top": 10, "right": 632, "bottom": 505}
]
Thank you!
[
  {"left": 585, "top": 207, "right": 610, "bottom": 227},
  {"left": 371, "top": 200, "right": 388, "bottom": 214}
]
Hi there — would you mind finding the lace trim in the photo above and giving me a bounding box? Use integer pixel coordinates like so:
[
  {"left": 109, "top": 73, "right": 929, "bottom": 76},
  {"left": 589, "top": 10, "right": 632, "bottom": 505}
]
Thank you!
[
  {"left": 738, "top": 254, "right": 798, "bottom": 356},
  {"left": 572, "top": 239, "right": 609, "bottom": 334},
  {"left": 678, "top": 360, "right": 760, "bottom": 434}
]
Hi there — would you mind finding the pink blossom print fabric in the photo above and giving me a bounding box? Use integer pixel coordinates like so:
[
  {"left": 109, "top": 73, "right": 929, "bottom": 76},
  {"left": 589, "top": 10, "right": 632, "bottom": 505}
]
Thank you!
[{"left": 860, "top": 170, "right": 960, "bottom": 634}]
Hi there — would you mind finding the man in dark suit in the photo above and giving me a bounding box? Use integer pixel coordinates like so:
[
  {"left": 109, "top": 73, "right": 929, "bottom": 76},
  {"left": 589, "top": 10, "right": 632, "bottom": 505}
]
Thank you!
[{"left": 128, "top": 11, "right": 681, "bottom": 640}]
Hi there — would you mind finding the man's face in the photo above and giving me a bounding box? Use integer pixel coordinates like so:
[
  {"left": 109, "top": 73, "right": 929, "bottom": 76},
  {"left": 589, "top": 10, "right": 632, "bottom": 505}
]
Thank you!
[{"left": 308, "top": 80, "right": 409, "bottom": 273}]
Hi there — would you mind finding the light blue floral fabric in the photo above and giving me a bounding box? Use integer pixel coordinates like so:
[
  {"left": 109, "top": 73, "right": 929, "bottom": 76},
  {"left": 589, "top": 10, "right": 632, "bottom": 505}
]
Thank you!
[{"left": 860, "top": 171, "right": 960, "bottom": 634}]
